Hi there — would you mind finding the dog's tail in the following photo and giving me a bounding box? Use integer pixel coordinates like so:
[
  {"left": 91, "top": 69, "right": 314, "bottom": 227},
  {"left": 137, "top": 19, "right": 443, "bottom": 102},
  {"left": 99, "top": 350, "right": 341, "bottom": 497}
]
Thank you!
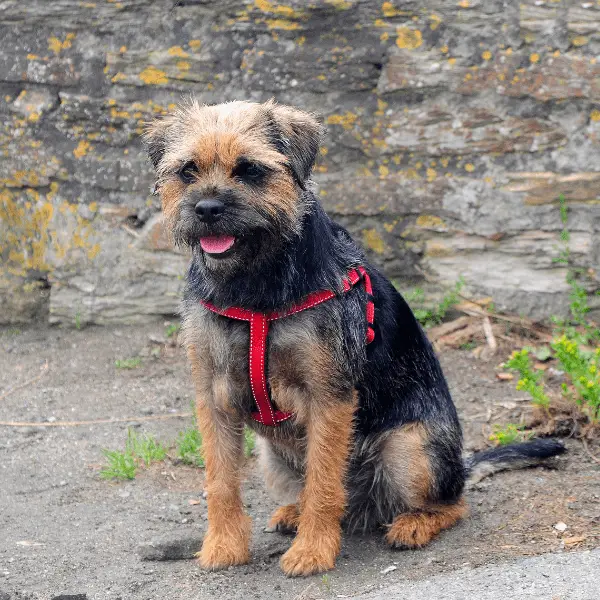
[{"left": 464, "top": 438, "right": 566, "bottom": 484}]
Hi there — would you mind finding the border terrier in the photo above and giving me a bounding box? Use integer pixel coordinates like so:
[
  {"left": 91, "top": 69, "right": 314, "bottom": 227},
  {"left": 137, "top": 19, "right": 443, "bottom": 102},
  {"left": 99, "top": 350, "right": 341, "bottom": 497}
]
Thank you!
[{"left": 145, "top": 99, "right": 565, "bottom": 577}]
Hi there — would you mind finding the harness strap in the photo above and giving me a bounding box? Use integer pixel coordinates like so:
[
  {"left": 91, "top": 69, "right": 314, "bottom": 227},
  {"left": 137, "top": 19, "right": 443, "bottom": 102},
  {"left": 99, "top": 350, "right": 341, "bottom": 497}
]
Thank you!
[{"left": 200, "top": 267, "right": 375, "bottom": 426}]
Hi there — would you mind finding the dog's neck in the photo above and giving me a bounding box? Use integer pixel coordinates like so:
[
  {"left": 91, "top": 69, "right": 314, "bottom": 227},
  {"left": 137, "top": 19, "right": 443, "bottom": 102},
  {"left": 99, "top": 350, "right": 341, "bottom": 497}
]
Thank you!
[{"left": 185, "top": 195, "right": 363, "bottom": 311}]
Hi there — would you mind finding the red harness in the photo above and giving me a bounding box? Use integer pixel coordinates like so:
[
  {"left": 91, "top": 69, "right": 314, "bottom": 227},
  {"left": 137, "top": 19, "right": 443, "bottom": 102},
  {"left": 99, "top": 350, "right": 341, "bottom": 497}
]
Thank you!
[{"left": 200, "top": 267, "right": 375, "bottom": 426}]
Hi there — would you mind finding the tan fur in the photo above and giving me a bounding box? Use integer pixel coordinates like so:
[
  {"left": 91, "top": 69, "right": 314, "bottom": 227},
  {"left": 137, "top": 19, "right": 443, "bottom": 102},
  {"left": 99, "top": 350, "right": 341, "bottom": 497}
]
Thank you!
[
  {"left": 385, "top": 500, "right": 468, "bottom": 549},
  {"left": 188, "top": 346, "right": 251, "bottom": 569},
  {"left": 145, "top": 99, "right": 318, "bottom": 230},
  {"left": 280, "top": 393, "right": 357, "bottom": 577},
  {"left": 268, "top": 504, "right": 300, "bottom": 533},
  {"left": 381, "top": 422, "right": 432, "bottom": 508}
]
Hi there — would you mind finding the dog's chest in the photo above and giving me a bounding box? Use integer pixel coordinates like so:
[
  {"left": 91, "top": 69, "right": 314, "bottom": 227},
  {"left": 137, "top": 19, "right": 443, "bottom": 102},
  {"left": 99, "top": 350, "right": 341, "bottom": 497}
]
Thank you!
[{"left": 189, "top": 308, "right": 325, "bottom": 418}]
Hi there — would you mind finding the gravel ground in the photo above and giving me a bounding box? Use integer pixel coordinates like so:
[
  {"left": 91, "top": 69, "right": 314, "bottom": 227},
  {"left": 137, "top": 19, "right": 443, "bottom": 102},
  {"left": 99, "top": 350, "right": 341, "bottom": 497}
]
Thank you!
[{"left": 1, "top": 322, "right": 599, "bottom": 600}]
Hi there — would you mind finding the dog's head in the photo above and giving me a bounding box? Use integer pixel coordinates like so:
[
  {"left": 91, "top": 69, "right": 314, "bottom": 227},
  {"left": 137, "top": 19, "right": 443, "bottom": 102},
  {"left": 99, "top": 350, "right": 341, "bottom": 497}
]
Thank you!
[{"left": 144, "top": 99, "right": 323, "bottom": 274}]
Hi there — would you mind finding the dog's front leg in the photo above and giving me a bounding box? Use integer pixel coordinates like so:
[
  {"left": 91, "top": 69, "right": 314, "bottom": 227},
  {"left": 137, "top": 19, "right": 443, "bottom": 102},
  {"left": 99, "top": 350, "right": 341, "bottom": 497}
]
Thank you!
[
  {"left": 280, "top": 392, "right": 357, "bottom": 577},
  {"left": 189, "top": 347, "right": 251, "bottom": 570}
]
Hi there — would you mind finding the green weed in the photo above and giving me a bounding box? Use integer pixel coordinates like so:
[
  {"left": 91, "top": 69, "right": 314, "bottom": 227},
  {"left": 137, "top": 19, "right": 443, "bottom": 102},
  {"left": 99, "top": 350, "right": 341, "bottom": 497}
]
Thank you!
[
  {"left": 115, "top": 357, "right": 142, "bottom": 369},
  {"left": 408, "top": 278, "right": 464, "bottom": 328},
  {"left": 165, "top": 323, "right": 181, "bottom": 338},
  {"left": 244, "top": 426, "right": 256, "bottom": 458},
  {"left": 504, "top": 196, "right": 600, "bottom": 427},
  {"left": 100, "top": 448, "right": 137, "bottom": 480},
  {"left": 176, "top": 426, "right": 204, "bottom": 467},
  {"left": 505, "top": 348, "right": 551, "bottom": 409},
  {"left": 489, "top": 423, "right": 532, "bottom": 446},
  {"left": 100, "top": 429, "right": 167, "bottom": 480}
]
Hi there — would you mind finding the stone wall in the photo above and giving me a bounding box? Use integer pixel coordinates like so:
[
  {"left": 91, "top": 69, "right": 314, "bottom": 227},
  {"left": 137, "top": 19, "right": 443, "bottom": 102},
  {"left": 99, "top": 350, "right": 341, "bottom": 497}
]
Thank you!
[{"left": 1, "top": 0, "right": 599, "bottom": 325}]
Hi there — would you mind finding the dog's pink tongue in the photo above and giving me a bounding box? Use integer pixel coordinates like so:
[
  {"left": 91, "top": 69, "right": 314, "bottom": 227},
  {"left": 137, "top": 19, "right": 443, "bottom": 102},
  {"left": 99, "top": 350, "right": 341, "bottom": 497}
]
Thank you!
[{"left": 199, "top": 235, "right": 235, "bottom": 254}]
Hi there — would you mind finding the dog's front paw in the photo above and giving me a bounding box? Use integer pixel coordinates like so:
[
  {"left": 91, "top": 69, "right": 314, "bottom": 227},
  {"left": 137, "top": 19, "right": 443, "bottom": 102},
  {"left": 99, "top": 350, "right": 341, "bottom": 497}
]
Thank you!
[
  {"left": 280, "top": 535, "right": 339, "bottom": 577},
  {"left": 197, "top": 525, "right": 250, "bottom": 570}
]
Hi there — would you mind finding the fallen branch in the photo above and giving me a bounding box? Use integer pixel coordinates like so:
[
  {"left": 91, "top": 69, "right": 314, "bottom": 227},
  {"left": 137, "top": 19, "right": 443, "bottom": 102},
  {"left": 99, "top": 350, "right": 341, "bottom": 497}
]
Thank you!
[
  {"left": 428, "top": 316, "right": 471, "bottom": 341},
  {"left": 435, "top": 322, "right": 482, "bottom": 349},
  {"left": 582, "top": 438, "right": 600, "bottom": 466},
  {"left": 0, "top": 361, "right": 49, "bottom": 401},
  {"left": 480, "top": 316, "right": 498, "bottom": 359},
  {"left": 0, "top": 412, "right": 193, "bottom": 428}
]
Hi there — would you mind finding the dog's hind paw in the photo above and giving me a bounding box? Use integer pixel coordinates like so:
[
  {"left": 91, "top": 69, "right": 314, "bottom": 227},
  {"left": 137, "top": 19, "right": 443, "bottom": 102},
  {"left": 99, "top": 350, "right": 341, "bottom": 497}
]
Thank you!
[{"left": 265, "top": 504, "right": 300, "bottom": 534}]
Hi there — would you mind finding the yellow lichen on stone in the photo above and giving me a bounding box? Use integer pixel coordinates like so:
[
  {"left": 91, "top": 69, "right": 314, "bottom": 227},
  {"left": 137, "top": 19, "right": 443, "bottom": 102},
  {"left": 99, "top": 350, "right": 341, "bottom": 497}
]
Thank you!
[
  {"left": 482, "top": 50, "right": 492, "bottom": 61},
  {"left": 111, "top": 72, "right": 127, "bottom": 83},
  {"left": 465, "top": 163, "right": 475, "bottom": 172},
  {"left": 572, "top": 36, "right": 588, "bottom": 47},
  {"left": 396, "top": 27, "right": 422, "bottom": 50},
  {"left": 26, "top": 53, "right": 39, "bottom": 60},
  {"left": 265, "top": 18, "right": 299, "bottom": 30},
  {"left": 416, "top": 214, "right": 446, "bottom": 229},
  {"left": 189, "top": 39, "right": 202, "bottom": 50},
  {"left": 48, "top": 33, "right": 76, "bottom": 55},
  {"left": 168, "top": 46, "right": 189, "bottom": 58},
  {"left": 429, "top": 13, "right": 442, "bottom": 30},
  {"left": 590, "top": 110, "right": 600, "bottom": 122},
  {"left": 383, "top": 220, "right": 398, "bottom": 233},
  {"left": 457, "top": 0, "right": 469, "bottom": 7},
  {"left": 362, "top": 228, "right": 386, "bottom": 254},
  {"left": 177, "top": 61, "right": 191, "bottom": 71},
  {"left": 326, "top": 0, "right": 351, "bottom": 9},
  {"left": 326, "top": 111, "right": 358, "bottom": 130},
  {"left": 254, "top": 0, "right": 301, "bottom": 17},
  {"left": 139, "top": 66, "right": 169, "bottom": 85},
  {"left": 530, "top": 53, "right": 540, "bottom": 64},
  {"left": 73, "top": 140, "right": 91, "bottom": 158},
  {"left": 378, "top": 165, "right": 389, "bottom": 178}
]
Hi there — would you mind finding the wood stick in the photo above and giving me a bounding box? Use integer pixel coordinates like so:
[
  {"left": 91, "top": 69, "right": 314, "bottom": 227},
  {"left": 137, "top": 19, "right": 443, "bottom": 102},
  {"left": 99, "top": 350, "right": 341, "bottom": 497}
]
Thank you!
[{"left": 0, "top": 412, "right": 193, "bottom": 428}]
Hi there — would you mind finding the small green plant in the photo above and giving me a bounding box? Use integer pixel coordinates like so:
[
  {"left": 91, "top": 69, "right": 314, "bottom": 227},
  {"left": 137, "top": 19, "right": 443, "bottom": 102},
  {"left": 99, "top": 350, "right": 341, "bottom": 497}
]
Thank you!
[
  {"left": 100, "top": 429, "right": 167, "bottom": 480},
  {"left": 505, "top": 348, "right": 551, "bottom": 408},
  {"left": 504, "top": 197, "right": 600, "bottom": 429},
  {"left": 74, "top": 311, "right": 82, "bottom": 330},
  {"left": 408, "top": 278, "right": 465, "bottom": 328},
  {"left": 176, "top": 426, "right": 204, "bottom": 467},
  {"left": 552, "top": 336, "right": 600, "bottom": 423},
  {"left": 115, "top": 356, "right": 142, "bottom": 369},
  {"left": 127, "top": 428, "right": 168, "bottom": 465},
  {"left": 489, "top": 423, "right": 532, "bottom": 446},
  {"left": 459, "top": 341, "right": 477, "bottom": 351},
  {"left": 165, "top": 322, "right": 181, "bottom": 338},
  {"left": 321, "top": 573, "right": 332, "bottom": 590},
  {"left": 100, "top": 448, "right": 137, "bottom": 480},
  {"left": 244, "top": 426, "right": 256, "bottom": 458}
]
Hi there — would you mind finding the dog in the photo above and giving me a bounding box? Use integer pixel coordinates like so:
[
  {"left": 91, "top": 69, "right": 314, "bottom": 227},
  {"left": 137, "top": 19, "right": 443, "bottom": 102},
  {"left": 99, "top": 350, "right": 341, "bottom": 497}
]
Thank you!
[{"left": 144, "top": 99, "right": 565, "bottom": 577}]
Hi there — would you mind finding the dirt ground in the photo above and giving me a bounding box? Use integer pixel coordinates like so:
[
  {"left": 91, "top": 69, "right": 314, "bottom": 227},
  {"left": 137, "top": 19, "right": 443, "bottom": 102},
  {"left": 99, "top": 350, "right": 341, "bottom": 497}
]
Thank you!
[{"left": 1, "top": 322, "right": 599, "bottom": 600}]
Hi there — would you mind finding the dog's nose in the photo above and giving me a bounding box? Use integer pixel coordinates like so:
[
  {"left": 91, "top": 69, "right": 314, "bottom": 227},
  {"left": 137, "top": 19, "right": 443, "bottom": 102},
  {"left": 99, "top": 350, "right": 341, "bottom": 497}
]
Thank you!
[{"left": 195, "top": 199, "right": 225, "bottom": 223}]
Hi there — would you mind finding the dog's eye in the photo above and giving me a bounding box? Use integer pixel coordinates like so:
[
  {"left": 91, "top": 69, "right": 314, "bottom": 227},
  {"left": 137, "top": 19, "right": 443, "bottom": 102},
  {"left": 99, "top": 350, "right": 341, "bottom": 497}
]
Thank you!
[
  {"left": 232, "top": 160, "right": 269, "bottom": 185},
  {"left": 178, "top": 161, "right": 199, "bottom": 184}
]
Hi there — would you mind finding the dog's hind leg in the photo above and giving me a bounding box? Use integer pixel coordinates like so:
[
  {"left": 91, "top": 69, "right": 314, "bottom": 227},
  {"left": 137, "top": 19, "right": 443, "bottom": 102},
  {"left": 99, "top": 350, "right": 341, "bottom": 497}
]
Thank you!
[
  {"left": 257, "top": 437, "right": 303, "bottom": 533},
  {"left": 385, "top": 501, "right": 468, "bottom": 549},
  {"left": 379, "top": 422, "right": 467, "bottom": 549}
]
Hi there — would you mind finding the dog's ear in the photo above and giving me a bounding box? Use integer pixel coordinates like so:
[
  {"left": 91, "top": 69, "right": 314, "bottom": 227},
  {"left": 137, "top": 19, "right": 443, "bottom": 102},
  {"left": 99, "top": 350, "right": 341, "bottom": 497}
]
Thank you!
[
  {"left": 264, "top": 100, "right": 324, "bottom": 187},
  {"left": 143, "top": 116, "right": 174, "bottom": 171}
]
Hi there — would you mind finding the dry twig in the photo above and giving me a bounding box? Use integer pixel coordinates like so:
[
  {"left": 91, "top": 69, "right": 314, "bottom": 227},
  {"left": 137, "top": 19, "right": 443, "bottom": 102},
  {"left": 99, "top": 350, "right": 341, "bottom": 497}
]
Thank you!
[
  {"left": 0, "top": 412, "right": 193, "bottom": 428},
  {"left": 0, "top": 360, "right": 49, "bottom": 401}
]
